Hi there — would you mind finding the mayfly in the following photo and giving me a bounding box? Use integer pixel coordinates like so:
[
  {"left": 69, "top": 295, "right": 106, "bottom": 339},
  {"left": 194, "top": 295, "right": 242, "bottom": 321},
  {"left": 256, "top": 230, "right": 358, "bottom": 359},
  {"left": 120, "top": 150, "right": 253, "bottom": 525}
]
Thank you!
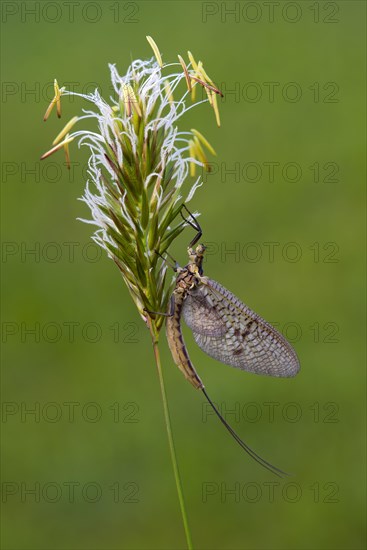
[{"left": 163, "top": 207, "right": 300, "bottom": 477}]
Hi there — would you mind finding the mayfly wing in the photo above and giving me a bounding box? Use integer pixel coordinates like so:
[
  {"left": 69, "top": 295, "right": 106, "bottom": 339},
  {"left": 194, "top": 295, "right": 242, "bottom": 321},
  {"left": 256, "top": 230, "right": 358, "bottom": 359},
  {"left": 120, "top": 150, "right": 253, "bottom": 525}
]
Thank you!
[
  {"left": 182, "top": 277, "right": 300, "bottom": 377},
  {"left": 167, "top": 284, "right": 290, "bottom": 478}
]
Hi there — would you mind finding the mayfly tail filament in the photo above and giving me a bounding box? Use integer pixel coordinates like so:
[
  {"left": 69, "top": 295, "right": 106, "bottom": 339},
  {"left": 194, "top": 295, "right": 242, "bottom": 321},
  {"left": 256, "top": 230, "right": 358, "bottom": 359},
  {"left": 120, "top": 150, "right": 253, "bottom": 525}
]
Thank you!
[{"left": 201, "top": 388, "right": 290, "bottom": 478}]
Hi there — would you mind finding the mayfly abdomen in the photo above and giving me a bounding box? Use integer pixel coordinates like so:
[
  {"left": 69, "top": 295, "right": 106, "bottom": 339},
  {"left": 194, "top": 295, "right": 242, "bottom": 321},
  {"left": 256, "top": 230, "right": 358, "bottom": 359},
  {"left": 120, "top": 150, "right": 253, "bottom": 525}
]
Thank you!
[{"left": 166, "top": 294, "right": 204, "bottom": 390}]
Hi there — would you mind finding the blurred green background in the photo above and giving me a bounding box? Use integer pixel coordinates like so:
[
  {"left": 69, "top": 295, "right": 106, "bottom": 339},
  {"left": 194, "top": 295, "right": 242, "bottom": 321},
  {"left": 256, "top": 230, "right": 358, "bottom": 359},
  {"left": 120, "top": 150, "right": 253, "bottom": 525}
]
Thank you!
[{"left": 1, "top": 1, "right": 365, "bottom": 549}]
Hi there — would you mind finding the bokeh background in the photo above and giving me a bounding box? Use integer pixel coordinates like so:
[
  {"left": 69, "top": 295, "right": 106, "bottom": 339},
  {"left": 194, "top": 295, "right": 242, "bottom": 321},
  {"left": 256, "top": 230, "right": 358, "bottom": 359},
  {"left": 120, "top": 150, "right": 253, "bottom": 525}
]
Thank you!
[{"left": 1, "top": 1, "right": 366, "bottom": 549}]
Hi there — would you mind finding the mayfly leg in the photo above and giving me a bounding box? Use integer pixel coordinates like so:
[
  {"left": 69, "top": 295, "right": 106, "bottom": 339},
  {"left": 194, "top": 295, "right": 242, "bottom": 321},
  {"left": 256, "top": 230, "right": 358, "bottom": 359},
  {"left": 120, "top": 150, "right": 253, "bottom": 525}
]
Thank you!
[
  {"left": 154, "top": 248, "right": 179, "bottom": 271},
  {"left": 144, "top": 299, "right": 174, "bottom": 318},
  {"left": 180, "top": 204, "right": 202, "bottom": 248},
  {"left": 154, "top": 204, "right": 202, "bottom": 268},
  {"left": 156, "top": 204, "right": 202, "bottom": 265}
]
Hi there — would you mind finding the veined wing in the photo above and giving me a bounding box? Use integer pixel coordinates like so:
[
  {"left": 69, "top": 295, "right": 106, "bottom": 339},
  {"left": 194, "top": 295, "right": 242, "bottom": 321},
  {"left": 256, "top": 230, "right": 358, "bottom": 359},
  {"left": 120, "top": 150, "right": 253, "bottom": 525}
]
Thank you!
[{"left": 182, "top": 277, "right": 300, "bottom": 377}]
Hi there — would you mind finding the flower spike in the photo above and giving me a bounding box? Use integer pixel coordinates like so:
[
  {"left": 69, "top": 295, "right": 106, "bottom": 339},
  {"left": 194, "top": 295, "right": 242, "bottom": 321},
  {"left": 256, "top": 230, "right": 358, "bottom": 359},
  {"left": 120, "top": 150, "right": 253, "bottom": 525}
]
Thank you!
[{"left": 41, "top": 42, "right": 221, "bottom": 323}]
